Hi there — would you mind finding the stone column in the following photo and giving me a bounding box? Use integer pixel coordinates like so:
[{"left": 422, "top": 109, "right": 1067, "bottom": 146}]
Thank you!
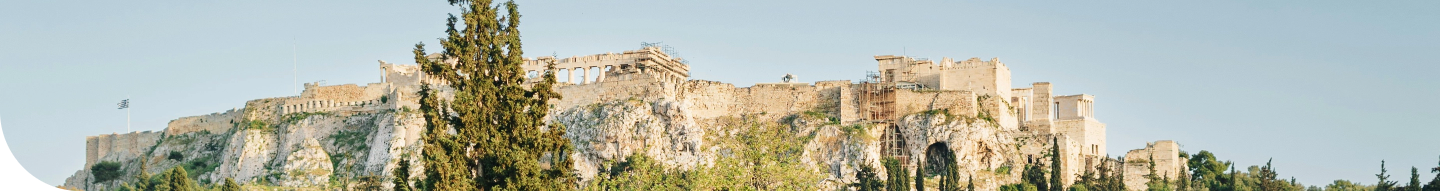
[
  {"left": 581, "top": 67, "right": 590, "bottom": 84},
  {"left": 597, "top": 66, "right": 607, "bottom": 83},
  {"left": 566, "top": 68, "right": 574, "bottom": 84}
]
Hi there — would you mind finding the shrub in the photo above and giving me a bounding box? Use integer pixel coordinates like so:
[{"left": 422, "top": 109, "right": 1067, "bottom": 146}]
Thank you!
[
  {"left": 90, "top": 161, "right": 123, "bottom": 183},
  {"left": 168, "top": 151, "right": 184, "bottom": 161}
]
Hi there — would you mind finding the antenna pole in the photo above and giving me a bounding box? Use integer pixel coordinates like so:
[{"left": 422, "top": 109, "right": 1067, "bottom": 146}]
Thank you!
[{"left": 293, "top": 39, "right": 298, "bottom": 95}]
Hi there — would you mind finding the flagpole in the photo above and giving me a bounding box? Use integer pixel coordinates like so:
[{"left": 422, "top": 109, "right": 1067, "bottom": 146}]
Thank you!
[{"left": 126, "top": 96, "right": 130, "bottom": 133}]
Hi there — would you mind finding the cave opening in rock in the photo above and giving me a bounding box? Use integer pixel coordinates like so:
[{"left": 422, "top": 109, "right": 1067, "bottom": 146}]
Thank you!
[{"left": 923, "top": 142, "right": 956, "bottom": 176}]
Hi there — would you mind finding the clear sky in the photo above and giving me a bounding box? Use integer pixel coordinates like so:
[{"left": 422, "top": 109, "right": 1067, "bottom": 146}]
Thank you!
[{"left": 2, "top": 0, "right": 1437, "bottom": 186}]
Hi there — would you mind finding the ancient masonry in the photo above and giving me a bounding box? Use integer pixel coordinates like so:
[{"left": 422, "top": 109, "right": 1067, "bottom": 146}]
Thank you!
[{"left": 67, "top": 46, "right": 1182, "bottom": 190}]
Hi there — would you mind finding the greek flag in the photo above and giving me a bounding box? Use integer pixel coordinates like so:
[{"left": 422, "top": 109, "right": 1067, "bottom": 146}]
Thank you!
[{"left": 118, "top": 99, "right": 129, "bottom": 109}]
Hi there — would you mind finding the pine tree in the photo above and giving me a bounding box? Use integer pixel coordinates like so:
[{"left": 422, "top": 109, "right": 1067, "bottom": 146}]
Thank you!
[
  {"left": 411, "top": 0, "right": 574, "bottom": 190},
  {"left": 157, "top": 166, "right": 196, "bottom": 191},
  {"left": 1257, "top": 159, "right": 1279, "bottom": 191},
  {"left": 853, "top": 163, "right": 884, "bottom": 191},
  {"left": 219, "top": 178, "right": 241, "bottom": 191},
  {"left": 1051, "top": 137, "right": 1063, "bottom": 191},
  {"left": 1379, "top": 160, "right": 1398, "bottom": 191}
]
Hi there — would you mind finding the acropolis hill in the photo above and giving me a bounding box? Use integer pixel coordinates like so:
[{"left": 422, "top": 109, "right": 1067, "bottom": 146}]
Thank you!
[{"left": 64, "top": 46, "right": 1186, "bottom": 190}]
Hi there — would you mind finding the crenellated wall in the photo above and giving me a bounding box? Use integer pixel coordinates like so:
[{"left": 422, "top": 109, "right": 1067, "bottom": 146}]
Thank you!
[
  {"left": 164, "top": 109, "right": 243, "bottom": 136},
  {"left": 83, "top": 131, "right": 163, "bottom": 168}
]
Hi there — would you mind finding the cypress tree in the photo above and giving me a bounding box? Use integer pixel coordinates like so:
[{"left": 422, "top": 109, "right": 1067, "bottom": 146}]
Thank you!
[
  {"left": 411, "top": 0, "right": 574, "bottom": 190},
  {"left": 393, "top": 159, "right": 413, "bottom": 191},
  {"left": 1051, "top": 137, "right": 1062, "bottom": 191},
  {"left": 884, "top": 158, "right": 911, "bottom": 191},
  {"left": 946, "top": 162, "right": 962, "bottom": 191},
  {"left": 1408, "top": 167, "right": 1421, "bottom": 191},
  {"left": 968, "top": 178, "right": 976, "bottom": 191},
  {"left": 917, "top": 161, "right": 926, "bottom": 191}
]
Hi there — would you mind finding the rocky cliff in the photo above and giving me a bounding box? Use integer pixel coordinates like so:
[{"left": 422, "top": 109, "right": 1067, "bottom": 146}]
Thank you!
[{"left": 64, "top": 51, "right": 1115, "bottom": 190}]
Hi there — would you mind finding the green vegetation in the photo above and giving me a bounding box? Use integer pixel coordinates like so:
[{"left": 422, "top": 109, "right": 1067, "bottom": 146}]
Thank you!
[
  {"left": 244, "top": 120, "right": 271, "bottom": 132},
  {"left": 407, "top": 0, "right": 574, "bottom": 190},
  {"left": 915, "top": 162, "right": 926, "bottom": 191},
  {"left": 1022, "top": 164, "right": 1049, "bottom": 191},
  {"left": 1050, "top": 137, "right": 1062, "bottom": 191},
  {"left": 219, "top": 178, "right": 240, "bottom": 191},
  {"left": 852, "top": 163, "right": 883, "bottom": 191},
  {"left": 180, "top": 154, "right": 219, "bottom": 181},
  {"left": 90, "top": 161, "right": 123, "bottom": 183},
  {"left": 120, "top": 166, "right": 197, "bottom": 191},
  {"left": 884, "top": 157, "right": 911, "bottom": 191},
  {"left": 585, "top": 119, "right": 823, "bottom": 190},
  {"left": 801, "top": 110, "right": 840, "bottom": 125},
  {"left": 393, "top": 159, "right": 414, "bottom": 191},
  {"left": 282, "top": 112, "right": 327, "bottom": 124},
  {"left": 586, "top": 154, "right": 696, "bottom": 190},
  {"left": 168, "top": 151, "right": 183, "bottom": 161},
  {"left": 328, "top": 130, "right": 370, "bottom": 151}
]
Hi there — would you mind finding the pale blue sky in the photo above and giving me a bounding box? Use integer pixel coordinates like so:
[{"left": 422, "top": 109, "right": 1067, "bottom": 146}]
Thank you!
[{"left": 2, "top": 0, "right": 1437, "bottom": 186}]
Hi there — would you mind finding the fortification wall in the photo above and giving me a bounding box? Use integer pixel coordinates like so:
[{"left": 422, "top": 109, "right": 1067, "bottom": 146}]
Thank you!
[
  {"left": 1055, "top": 119, "right": 1107, "bottom": 157},
  {"left": 1123, "top": 140, "right": 1189, "bottom": 190},
  {"left": 814, "top": 81, "right": 857, "bottom": 122},
  {"left": 164, "top": 109, "right": 243, "bottom": 135},
  {"left": 84, "top": 131, "right": 163, "bottom": 168},
  {"left": 893, "top": 90, "right": 977, "bottom": 117}
]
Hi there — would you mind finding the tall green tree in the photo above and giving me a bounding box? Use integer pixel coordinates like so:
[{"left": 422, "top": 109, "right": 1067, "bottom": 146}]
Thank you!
[
  {"left": 1324, "top": 179, "right": 1374, "bottom": 191},
  {"left": 1025, "top": 165, "right": 1050, "bottom": 191},
  {"left": 393, "top": 159, "right": 413, "bottom": 191},
  {"left": 219, "top": 178, "right": 241, "bottom": 191},
  {"left": 1380, "top": 160, "right": 1398, "bottom": 191},
  {"left": 1422, "top": 155, "right": 1434, "bottom": 191},
  {"left": 89, "top": 161, "right": 123, "bottom": 183},
  {"left": 854, "top": 163, "right": 884, "bottom": 191},
  {"left": 1145, "top": 154, "right": 1172, "bottom": 191},
  {"left": 916, "top": 162, "right": 926, "bottom": 191},
  {"left": 1405, "top": 167, "right": 1421, "bottom": 191},
  {"left": 1051, "top": 137, "right": 1063, "bottom": 191},
  {"left": 1426, "top": 156, "right": 1440, "bottom": 191},
  {"left": 1187, "top": 151, "right": 1232, "bottom": 191},
  {"left": 945, "top": 162, "right": 963, "bottom": 191},
  {"left": 410, "top": 0, "right": 574, "bottom": 190},
  {"left": 1257, "top": 159, "right": 1281, "bottom": 191},
  {"left": 884, "top": 158, "right": 911, "bottom": 191}
]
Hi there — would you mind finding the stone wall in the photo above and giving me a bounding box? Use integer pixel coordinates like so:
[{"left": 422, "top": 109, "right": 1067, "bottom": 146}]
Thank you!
[
  {"left": 874, "top": 56, "right": 1012, "bottom": 99},
  {"left": 1123, "top": 140, "right": 1189, "bottom": 191},
  {"left": 83, "top": 131, "right": 163, "bottom": 169},
  {"left": 164, "top": 109, "right": 243, "bottom": 136}
]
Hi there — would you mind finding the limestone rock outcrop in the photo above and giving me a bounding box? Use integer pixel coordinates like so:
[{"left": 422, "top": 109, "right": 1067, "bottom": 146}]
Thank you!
[{"left": 64, "top": 48, "right": 1139, "bottom": 190}]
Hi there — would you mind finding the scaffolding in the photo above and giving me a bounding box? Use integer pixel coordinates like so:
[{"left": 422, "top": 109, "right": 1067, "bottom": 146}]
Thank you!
[
  {"left": 859, "top": 82, "right": 896, "bottom": 121},
  {"left": 862, "top": 80, "right": 908, "bottom": 167}
]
